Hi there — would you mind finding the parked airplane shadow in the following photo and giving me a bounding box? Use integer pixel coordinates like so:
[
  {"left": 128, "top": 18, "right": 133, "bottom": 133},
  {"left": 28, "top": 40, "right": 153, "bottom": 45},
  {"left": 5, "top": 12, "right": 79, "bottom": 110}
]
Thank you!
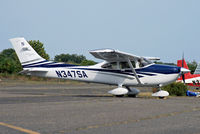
[{"left": 70, "top": 94, "right": 113, "bottom": 98}]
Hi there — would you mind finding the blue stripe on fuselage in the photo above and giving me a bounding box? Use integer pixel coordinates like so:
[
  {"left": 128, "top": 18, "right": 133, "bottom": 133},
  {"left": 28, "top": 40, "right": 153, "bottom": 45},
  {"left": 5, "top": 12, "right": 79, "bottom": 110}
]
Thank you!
[
  {"left": 22, "top": 60, "right": 49, "bottom": 68},
  {"left": 23, "top": 62, "right": 180, "bottom": 76},
  {"left": 72, "top": 64, "right": 180, "bottom": 75},
  {"left": 23, "top": 62, "right": 79, "bottom": 68}
]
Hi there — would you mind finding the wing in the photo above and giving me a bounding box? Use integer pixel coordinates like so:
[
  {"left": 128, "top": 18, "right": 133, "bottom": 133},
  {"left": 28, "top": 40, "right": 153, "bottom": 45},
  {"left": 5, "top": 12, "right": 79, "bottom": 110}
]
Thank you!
[
  {"left": 90, "top": 49, "right": 160, "bottom": 62},
  {"left": 90, "top": 49, "right": 141, "bottom": 62}
]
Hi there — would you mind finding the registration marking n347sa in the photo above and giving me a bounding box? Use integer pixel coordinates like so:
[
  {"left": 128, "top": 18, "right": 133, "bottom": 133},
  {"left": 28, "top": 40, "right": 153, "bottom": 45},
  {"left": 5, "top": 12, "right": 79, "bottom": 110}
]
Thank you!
[{"left": 55, "top": 70, "right": 88, "bottom": 78}]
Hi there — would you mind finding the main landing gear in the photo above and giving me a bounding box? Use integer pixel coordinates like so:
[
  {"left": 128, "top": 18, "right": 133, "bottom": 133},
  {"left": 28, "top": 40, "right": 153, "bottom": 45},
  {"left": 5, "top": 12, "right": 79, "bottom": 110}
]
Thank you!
[{"left": 108, "top": 85, "right": 140, "bottom": 97}]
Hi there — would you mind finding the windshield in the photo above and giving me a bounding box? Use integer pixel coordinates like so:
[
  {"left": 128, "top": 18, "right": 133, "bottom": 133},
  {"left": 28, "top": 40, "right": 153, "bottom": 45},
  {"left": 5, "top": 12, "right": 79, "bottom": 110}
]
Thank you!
[{"left": 139, "top": 58, "right": 152, "bottom": 67}]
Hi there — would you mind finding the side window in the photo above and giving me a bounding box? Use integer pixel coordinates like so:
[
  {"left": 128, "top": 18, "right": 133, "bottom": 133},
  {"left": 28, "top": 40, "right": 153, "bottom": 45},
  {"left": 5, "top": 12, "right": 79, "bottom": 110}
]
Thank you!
[
  {"left": 102, "top": 61, "right": 137, "bottom": 69},
  {"left": 102, "top": 63, "right": 112, "bottom": 69},
  {"left": 111, "top": 62, "right": 117, "bottom": 69},
  {"left": 131, "top": 61, "right": 136, "bottom": 68},
  {"left": 120, "top": 61, "right": 136, "bottom": 69},
  {"left": 120, "top": 62, "right": 129, "bottom": 69},
  {"left": 102, "top": 62, "right": 117, "bottom": 69}
]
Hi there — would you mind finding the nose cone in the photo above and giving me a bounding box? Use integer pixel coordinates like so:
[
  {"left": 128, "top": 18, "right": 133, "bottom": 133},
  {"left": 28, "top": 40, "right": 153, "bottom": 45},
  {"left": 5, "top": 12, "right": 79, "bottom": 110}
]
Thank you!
[{"left": 181, "top": 67, "right": 190, "bottom": 74}]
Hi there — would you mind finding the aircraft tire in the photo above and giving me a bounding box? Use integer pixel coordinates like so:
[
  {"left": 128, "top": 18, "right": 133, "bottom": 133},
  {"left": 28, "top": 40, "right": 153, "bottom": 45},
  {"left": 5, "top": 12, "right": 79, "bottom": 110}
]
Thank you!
[
  {"left": 127, "top": 94, "right": 137, "bottom": 97},
  {"left": 115, "top": 95, "right": 124, "bottom": 97}
]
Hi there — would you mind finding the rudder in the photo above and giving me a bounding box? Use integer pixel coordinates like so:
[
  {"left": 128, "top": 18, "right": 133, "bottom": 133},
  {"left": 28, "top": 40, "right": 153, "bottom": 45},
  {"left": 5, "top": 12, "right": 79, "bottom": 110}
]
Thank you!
[{"left": 9, "top": 37, "right": 45, "bottom": 67}]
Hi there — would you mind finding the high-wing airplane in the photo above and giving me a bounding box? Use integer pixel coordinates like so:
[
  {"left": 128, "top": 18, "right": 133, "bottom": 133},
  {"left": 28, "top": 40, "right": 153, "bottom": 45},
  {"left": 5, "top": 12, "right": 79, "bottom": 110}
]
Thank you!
[
  {"left": 10, "top": 37, "right": 189, "bottom": 97},
  {"left": 177, "top": 59, "right": 200, "bottom": 87}
]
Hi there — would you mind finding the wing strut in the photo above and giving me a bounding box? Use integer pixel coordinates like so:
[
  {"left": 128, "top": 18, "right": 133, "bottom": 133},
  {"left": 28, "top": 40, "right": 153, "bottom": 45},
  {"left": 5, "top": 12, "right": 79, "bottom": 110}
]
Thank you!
[{"left": 126, "top": 58, "right": 143, "bottom": 85}]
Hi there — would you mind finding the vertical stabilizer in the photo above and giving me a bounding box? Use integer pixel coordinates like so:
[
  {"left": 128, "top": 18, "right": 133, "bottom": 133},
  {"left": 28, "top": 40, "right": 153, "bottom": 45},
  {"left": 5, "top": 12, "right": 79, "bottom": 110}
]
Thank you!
[
  {"left": 9, "top": 37, "right": 45, "bottom": 66},
  {"left": 177, "top": 59, "right": 189, "bottom": 69}
]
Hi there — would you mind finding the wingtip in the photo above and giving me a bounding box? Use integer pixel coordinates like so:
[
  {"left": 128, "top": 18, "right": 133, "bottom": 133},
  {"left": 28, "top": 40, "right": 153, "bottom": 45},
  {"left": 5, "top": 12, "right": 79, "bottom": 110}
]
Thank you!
[{"left": 9, "top": 37, "right": 25, "bottom": 42}]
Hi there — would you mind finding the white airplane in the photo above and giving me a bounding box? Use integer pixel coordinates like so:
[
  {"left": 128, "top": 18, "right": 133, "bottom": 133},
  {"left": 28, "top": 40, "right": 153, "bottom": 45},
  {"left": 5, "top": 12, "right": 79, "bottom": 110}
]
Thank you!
[{"left": 10, "top": 37, "right": 189, "bottom": 97}]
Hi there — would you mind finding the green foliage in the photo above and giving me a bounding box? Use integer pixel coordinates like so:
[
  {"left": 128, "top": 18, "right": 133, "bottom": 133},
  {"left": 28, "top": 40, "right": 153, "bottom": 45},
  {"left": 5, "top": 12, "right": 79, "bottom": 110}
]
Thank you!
[
  {"left": 187, "top": 60, "right": 197, "bottom": 74},
  {"left": 162, "top": 82, "right": 187, "bottom": 96},
  {"left": 0, "top": 48, "right": 22, "bottom": 73},
  {"left": 54, "top": 53, "right": 86, "bottom": 64},
  {"left": 80, "top": 60, "right": 96, "bottom": 66},
  {"left": 54, "top": 53, "right": 96, "bottom": 65},
  {"left": 28, "top": 40, "right": 50, "bottom": 60}
]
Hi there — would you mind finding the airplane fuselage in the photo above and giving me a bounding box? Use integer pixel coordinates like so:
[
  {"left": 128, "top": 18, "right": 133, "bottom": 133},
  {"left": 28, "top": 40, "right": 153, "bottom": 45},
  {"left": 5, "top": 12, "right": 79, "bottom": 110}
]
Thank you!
[{"left": 24, "top": 61, "right": 181, "bottom": 87}]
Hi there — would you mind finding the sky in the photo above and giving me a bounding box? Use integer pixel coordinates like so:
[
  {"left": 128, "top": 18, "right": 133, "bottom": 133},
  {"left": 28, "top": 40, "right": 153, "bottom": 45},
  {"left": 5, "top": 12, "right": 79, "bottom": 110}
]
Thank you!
[{"left": 0, "top": 0, "right": 200, "bottom": 63}]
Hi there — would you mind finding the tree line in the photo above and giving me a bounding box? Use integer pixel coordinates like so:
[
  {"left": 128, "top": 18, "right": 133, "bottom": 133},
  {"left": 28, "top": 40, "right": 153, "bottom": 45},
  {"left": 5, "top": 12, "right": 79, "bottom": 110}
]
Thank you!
[{"left": 0, "top": 40, "right": 198, "bottom": 74}]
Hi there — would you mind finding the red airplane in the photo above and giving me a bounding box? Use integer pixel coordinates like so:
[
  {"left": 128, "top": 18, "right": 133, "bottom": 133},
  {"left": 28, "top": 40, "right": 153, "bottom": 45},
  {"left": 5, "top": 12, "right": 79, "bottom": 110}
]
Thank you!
[{"left": 177, "top": 59, "right": 200, "bottom": 87}]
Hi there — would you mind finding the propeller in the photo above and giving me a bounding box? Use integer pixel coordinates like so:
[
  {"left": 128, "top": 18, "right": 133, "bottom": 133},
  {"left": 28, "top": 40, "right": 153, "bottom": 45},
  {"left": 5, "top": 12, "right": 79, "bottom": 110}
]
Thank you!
[{"left": 181, "top": 53, "right": 186, "bottom": 84}]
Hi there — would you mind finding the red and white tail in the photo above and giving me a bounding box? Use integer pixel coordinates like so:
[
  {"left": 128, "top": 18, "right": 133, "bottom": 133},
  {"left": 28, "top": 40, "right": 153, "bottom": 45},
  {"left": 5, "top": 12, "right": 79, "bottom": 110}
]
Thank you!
[
  {"left": 177, "top": 59, "right": 189, "bottom": 69},
  {"left": 177, "top": 59, "right": 191, "bottom": 78}
]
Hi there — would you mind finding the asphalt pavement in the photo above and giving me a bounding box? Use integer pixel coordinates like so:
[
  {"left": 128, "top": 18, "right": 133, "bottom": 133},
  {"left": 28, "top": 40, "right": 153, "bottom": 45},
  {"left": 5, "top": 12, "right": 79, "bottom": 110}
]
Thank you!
[{"left": 0, "top": 81, "right": 200, "bottom": 134}]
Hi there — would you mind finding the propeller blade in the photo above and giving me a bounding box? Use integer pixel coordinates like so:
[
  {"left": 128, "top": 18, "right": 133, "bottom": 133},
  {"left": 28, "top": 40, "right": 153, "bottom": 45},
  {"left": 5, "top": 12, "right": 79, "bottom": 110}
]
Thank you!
[
  {"left": 180, "top": 53, "right": 187, "bottom": 84},
  {"left": 180, "top": 67, "right": 190, "bottom": 84},
  {"left": 182, "top": 73, "right": 185, "bottom": 84},
  {"left": 182, "top": 53, "right": 184, "bottom": 67}
]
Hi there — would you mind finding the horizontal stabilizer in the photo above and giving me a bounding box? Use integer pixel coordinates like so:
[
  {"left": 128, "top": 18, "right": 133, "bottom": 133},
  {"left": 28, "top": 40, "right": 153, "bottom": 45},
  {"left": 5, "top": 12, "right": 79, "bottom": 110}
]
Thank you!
[{"left": 19, "top": 68, "right": 48, "bottom": 75}]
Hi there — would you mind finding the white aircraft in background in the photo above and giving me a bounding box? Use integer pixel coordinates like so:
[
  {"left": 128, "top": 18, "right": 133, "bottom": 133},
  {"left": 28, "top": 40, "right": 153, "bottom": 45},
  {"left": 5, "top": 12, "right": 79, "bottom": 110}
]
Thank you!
[{"left": 10, "top": 37, "right": 189, "bottom": 97}]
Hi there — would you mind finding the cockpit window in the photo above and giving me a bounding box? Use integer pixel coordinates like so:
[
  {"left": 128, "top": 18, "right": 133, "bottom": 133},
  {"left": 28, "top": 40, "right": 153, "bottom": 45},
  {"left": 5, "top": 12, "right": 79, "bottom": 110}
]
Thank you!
[
  {"left": 138, "top": 58, "right": 152, "bottom": 67},
  {"left": 120, "top": 61, "right": 135, "bottom": 69},
  {"left": 101, "top": 58, "right": 152, "bottom": 69},
  {"left": 102, "top": 61, "right": 135, "bottom": 69},
  {"left": 101, "top": 62, "right": 117, "bottom": 69}
]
